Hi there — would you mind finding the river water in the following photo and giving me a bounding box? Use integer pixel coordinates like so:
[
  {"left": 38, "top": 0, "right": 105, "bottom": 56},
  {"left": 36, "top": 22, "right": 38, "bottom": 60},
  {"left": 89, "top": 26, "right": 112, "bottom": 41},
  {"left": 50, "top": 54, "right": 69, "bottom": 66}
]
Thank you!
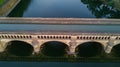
[
  {"left": 0, "top": 62, "right": 120, "bottom": 67},
  {"left": 8, "top": 0, "right": 120, "bottom": 18},
  {"left": 3, "top": 0, "right": 120, "bottom": 66}
]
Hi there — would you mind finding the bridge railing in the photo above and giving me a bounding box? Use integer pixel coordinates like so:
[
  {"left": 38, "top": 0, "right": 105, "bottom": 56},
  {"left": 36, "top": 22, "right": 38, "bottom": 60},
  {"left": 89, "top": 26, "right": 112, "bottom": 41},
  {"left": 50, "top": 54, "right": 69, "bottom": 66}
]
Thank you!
[{"left": 0, "top": 18, "right": 120, "bottom": 25}]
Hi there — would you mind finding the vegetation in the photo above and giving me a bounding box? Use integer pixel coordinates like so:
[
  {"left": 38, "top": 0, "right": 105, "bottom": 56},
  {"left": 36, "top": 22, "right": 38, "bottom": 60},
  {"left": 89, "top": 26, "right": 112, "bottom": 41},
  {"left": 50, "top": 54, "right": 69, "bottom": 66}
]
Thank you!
[
  {"left": 0, "top": 0, "right": 5, "bottom": 5},
  {"left": 101, "top": 0, "right": 120, "bottom": 10},
  {"left": 81, "top": 0, "right": 120, "bottom": 18},
  {"left": 0, "top": 0, "right": 20, "bottom": 16},
  {"left": 0, "top": 51, "right": 120, "bottom": 62}
]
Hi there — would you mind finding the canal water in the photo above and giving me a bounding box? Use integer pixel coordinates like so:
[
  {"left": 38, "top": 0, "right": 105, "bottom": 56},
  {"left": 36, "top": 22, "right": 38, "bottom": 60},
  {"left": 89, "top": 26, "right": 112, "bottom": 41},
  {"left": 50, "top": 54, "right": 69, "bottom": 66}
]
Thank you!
[
  {"left": 3, "top": 0, "right": 120, "bottom": 66},
  {"left": 8, "top": 0, "right": 120, "bottom": 18}
]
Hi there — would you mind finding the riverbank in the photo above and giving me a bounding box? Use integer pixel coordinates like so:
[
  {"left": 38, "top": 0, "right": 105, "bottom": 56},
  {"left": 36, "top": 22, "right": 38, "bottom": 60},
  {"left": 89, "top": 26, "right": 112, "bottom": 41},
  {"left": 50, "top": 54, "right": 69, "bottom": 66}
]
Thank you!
[
  {"left": 0, "top": 0, "right": 5, "bottom": 6},
  {"left": 0, "top": 0, "right": 20, "bottom": 17},
  {"left": 0, "top": 56, "right": 120, "bottom": 62},
  {"left": 0, "top": 52, "right": 119, "bottom": 62}
]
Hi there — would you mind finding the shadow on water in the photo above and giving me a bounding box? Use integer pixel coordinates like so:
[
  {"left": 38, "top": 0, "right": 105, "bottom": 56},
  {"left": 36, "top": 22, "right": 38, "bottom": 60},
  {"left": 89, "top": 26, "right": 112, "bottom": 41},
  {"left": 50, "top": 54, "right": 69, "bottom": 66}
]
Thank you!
[
  {"left": 81, "top": 0, "right": 120, "bottom": 18},
  {"left": 8, "top": 0, "right": 31, "bottom": 17}
]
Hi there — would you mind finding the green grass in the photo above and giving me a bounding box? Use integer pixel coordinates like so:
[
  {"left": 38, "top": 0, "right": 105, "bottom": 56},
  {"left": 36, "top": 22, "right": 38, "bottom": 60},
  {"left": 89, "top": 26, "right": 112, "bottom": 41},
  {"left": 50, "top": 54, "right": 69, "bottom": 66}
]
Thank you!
[
  {"left": 0, "top": 0, "right": 5, "bottom": 5},
  {"left": 0, "top": 0, "right": 19, "bottom": 16}
]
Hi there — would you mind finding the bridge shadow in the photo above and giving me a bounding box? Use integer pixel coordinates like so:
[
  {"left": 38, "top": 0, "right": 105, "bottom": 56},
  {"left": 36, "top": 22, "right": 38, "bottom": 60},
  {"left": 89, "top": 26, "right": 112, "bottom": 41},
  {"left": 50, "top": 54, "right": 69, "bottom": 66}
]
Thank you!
[{"left": 80, "top": 0, "right": 120, "bottom": 18}]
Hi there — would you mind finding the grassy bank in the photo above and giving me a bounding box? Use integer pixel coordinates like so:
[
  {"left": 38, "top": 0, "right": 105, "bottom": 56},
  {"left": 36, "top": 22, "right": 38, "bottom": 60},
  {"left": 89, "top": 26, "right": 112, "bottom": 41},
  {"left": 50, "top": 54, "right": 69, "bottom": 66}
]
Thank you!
[
  {"left": 0, "top": 0, "right": 5, "bottom": 5},
  {"left": 0, "top": 0, "right": 20, "bottom": 16}
]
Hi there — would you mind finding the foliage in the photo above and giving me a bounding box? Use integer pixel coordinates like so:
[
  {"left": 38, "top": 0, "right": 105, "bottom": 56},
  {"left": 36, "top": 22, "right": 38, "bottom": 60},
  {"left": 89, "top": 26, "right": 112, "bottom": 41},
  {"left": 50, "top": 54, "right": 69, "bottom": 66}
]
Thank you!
[
  {"left": 0, "top": 0, "right": 5, "bottom": 5},
  {"left": 81, "top": 0, "right": 120, "bottom": 18}
]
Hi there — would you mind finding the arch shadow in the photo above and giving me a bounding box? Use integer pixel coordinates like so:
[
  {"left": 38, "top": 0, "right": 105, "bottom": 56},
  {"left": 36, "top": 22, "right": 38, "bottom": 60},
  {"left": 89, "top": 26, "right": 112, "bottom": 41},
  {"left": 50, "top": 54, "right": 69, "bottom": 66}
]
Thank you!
[
  {"left": 40, "top": 41, "right": 69, "bottom": 57},
  {"left": 75, "top": 41, "right": 104, "bottom": 57},
  {"left": 5, "top": 40, "right": 34, "bottom": 56},
  {"left": 111, "top": 43, "right": 120, "bottom": 57}
]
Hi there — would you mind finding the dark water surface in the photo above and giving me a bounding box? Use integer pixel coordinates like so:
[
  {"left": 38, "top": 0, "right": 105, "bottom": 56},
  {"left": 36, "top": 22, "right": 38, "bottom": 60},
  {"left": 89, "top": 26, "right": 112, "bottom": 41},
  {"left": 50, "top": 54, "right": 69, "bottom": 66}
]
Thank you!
[
  {"left": 9, "top": 0, "right": 94, "bottom": 18},
  {"left": 0, "top": 62, "right": 120, "bottom": 67},
  {"left": 8, "top": 0, "right": 120, "bottom": 18}
]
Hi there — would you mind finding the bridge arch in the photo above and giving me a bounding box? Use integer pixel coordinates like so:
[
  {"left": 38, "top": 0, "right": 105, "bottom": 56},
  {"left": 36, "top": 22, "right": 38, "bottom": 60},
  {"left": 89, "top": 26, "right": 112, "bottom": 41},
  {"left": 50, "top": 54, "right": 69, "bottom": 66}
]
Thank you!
[
  {"left": 75, "top": 41, "right": 104, "bottom": 57},
  {"left": 40, "top": 41, "right": 69, "bottom": 57},
  {"left": 111, "top": 43, "right": 120, "bottom": 57},
  {"left": 5, "top": 40, "right": 34, "bottom": 56}
]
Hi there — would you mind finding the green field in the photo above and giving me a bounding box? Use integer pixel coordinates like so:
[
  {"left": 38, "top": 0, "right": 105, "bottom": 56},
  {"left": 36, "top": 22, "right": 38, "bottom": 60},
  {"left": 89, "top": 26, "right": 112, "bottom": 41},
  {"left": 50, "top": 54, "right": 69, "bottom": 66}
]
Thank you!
[{"left": 0, "top": 0, "right": 5, "bottom": 5}]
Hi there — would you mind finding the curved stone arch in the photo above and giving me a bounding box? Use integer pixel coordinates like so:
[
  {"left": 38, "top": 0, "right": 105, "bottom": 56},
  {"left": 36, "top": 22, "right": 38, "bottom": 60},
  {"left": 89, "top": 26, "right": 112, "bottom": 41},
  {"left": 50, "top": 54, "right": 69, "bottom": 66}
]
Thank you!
[
  {"left": 4, "top": 39, "right": 33, "bottom": 49},
  {"left": 4, "top": 40, "right": 34, "bottom": 56},
  {"left": 75, "top": 41, "right": 104, "bottom": 51},
  {"left": 40, "top": 40, "right": 70, "bottom": 47},
  {"left": 110, "top": 43, "right": 120, "bottom": 57},
  {"left": 40, "top": 40, "right": 69, "bottom": 51},
  {"left": 113, "top": 41, "right": 120, "bottom": 47},
  {"left": 39, "top": 41, "right": 69, "bottom": 57},
  {"left": 75, "top": 41, "right": 104, "bottom": 57},
  {"left": 0, "top": 39, "right": 24, "bottom": 51},
  {"left": 76, "top": 40, "right": 106, "bottom": 50}
]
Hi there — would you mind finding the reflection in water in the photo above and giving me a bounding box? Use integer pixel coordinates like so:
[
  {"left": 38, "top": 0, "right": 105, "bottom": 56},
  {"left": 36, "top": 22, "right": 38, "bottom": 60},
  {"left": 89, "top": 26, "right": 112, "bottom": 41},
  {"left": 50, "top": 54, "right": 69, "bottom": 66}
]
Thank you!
[
  {"left": 8, "top": 0, "right": 120, "bottom": 18},
  {"left": 8, "top": 0, "right": 95, "bottom": 18},
  {"left": 81, "top": 0, "right": 120, "bottom": 18},
  {"left": 8, "top": 0, "right": 31, "bottom": 17}
]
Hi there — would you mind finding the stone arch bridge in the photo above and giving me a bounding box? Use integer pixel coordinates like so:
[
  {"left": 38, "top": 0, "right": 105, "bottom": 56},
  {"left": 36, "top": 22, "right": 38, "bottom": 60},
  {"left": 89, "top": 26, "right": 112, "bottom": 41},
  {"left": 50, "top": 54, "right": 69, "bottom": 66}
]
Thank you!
[
  {"left": 0, "top": 32, "right": 120, "bottom": 57},
  {"left": 0, "top": 18, "right": 120, "bottom": 57}
]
